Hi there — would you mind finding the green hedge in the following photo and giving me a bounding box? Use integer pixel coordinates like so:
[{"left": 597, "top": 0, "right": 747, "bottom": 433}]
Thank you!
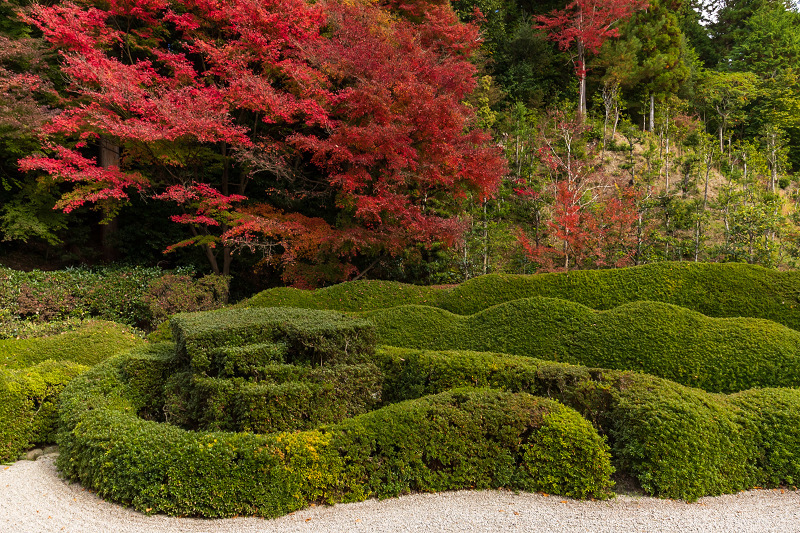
[
  {"left": 171, "top": 307, "right": 377, "bottom": 373},
  {"left": 163, "top": 363, "right": 383, "bottom": 433},
  {"left": 0, "top": 322, "right": 145, "bottom": 462},
  {"left": 375, "top": 347, "right": 800, "bottom": 500},
  {"left": 243, "top": 262, "right": 800, "bottom": 331},
  {"left": 363, "top": 298, "right": 800, "bottom": 393},
  {"left": 0, "top": 320, "right": 144, "bottom": 370},
  {"left": 55, "top": 350, "right": 612, "bottom": 517},
  {"left": 0, "top": 360, "right": 88, "bottom": 462},
  {"left": 242, "top": 280, "right": 440, "bottom": 312}
]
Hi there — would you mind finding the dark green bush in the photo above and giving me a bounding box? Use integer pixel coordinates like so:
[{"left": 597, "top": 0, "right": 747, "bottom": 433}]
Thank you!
[
  {"left": 163, "top": 363, "right": 383, "bottom": 433},
  {"left": 144, "top": 273, "right": 229, "bottom": 325},
  {"left": 0, "top": 359, "right": 88, "bottom": 462},
  {"left": 363, "top": 298, "right": 800, "bottom": 393},
  {"left": 243, "top": 262, "right": 800, "bottom": 331},
  {"left": 56, "top": 351, "right": 612, "bottom": 517},
  {"left": 171, "top": 307, "right": 377, "bottom": 372},
  {"left": 0, "top": 320, "right": 144, "bottom": 370},
  {"left": 211, "top": 342, "right": 288, "bottom": 378},
  {"left": 375, "top": 347, "right": 800, "bottom": 501}
]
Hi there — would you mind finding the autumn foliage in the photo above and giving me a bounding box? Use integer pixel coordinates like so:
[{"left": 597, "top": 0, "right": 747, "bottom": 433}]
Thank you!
[{"left": 19, "top": 0, "right": 504, "bottom": 285}]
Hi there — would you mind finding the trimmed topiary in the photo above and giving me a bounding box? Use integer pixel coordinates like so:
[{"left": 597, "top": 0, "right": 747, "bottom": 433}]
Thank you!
[
  {"left": 55, "top": 349, "right": 613, "bottom": 517},
  {"left": 0, "top": 360, "right": 88, "bottom": 462},
  {"left": 0, "top": 322, "right": 145, "bottom": 462},
  {"left": 0, "top": 320, "right": 144, "bottom": 370},
  {"left": 363, "top": 298, "right": 800, "bottom": 393},
  {"left": 243, "top": 262, "right": 800, "bottom": 331},
  {"left": 171, "top": 307, "right": 377, "bottom": 373},
  {"left": 376, "top": 346, "right": 800, "bottom": 501}
]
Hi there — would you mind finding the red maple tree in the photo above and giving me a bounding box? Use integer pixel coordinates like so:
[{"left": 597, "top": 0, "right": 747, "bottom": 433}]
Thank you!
[
  {"left": 535, "top": 0, "right": 647, "bottom": 117},
  {"left": 19, "top": 0, "right": 504, "bottom": 284}
]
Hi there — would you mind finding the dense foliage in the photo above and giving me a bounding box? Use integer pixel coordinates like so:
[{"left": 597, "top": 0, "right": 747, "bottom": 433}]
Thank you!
[
  {"left": 55, "top": 346, "right": 613, "bottom": 517},
  {"left": 245, "top": 261, "right": 800, "bottom": 331},
  {"left": 0, "top": 320, "right": 144, "bottom": 462},
  {"left": 0, "top": 265, "right": 228, "bottom": 331}
]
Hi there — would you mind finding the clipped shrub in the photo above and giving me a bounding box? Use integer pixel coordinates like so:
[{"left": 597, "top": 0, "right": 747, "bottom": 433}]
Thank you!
[
  {"left": 243, "top": 262, "right": 800, "bottom": 331},
  {"left": 363, "top": 298, "right": 800, "bottom": 393},
  {"left": 0, "top": 360, "right": 88, "bottom": 462},
  {"left": 171, "top": 307, "right": 377, "bottom": 372},
  {"left": 242, "top": 279, "right": 439, "bottom": 312},
  {"left": 212, "top": 342, "right": 288, "bottom": 378},
  {"left": 376, "top": 347, "right": 800, "bottom": 501},
  {"left": 0, "top": 320, "right": 144, "bottom": 370},
  {"left": 56, "top": 351, "right": 613, "bottom": 517}
]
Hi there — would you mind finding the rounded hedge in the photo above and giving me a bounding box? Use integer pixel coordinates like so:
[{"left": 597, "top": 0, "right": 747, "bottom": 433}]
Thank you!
[
  {"left": 0, "top": 321, "right": 144, "bottom": 462},
  {"left": 55, "top": 347, "right": 613, "bottom": 517},
  {"left": 376, "top": 346, "right": 800, "bottom": 501},
  {"left": 363, "top": 297, "right": 800, "bottom": 393},
  {"left": 242, "top": 262, "right": 800, "bottom": 331}
]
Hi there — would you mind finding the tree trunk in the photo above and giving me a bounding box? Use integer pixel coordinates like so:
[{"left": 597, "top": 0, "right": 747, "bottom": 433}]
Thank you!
[
  {"left": 99, "top": 136, "right": 120, "bottom": 262},
  {"left": 649, "top": 94, "right": 655, "bottom": 133}
]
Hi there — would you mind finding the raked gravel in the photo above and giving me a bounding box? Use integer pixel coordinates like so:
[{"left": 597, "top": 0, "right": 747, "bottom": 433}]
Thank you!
[{"left": 3, "top": 456, "right": 800, "bottom": 533}]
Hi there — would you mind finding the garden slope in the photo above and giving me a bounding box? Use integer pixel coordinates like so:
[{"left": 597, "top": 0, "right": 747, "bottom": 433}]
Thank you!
[
  {"left": 363, "top": 298, "right": 800, "bottom": 393},
  {"left": 243, "top": 262, "right": 800, "bottom": 331}
]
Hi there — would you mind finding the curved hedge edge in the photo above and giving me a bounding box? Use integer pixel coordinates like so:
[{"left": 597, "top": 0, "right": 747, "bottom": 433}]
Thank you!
[
  {"left": 0, "top": 320, "right": 145, "bottom": 370},
  {"left": 241, "top": 262, "right": 800, "bottom": 331},
  {"left": 375, "top": 346, "right": 800, "bottom": 501},
  {"left": 56, "top": 352, "right": 613, "bottom": 518},
  {"left": 0, "top": 359, "right": 88, "bottom": 463},
  {"left": 363, "top": 297, "right": 800, "bottom": 393}
]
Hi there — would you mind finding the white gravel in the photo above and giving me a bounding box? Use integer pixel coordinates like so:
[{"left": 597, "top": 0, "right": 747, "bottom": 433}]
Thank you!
[{"left": 3, "top": 456, "right": 800, "bottom": 533}]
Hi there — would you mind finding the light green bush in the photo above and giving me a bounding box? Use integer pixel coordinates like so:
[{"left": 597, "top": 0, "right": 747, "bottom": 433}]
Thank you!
[{"left": 364, "top": 298, "right": 800, "bottom": 393}]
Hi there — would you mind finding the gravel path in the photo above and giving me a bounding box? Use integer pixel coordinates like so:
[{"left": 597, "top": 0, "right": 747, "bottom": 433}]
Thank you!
[{"left": 3, "top": 456, "right": 800, "bottom": 533}]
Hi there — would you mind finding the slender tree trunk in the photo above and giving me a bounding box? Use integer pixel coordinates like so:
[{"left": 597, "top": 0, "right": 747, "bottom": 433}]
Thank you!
[
  {"left": 649, "top": 94, "right": 655, "bottom": 133},
  {"left": 99, "top": 136, "right": 120, "bottom": 262}
]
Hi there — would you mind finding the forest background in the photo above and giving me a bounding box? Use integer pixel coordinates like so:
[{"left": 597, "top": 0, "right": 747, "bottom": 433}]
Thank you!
[{"left": 1, "top": 0, "right": 798, "bottom": 297}]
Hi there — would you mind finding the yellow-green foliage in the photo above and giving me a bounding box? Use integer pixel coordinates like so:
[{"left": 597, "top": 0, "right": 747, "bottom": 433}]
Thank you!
[
  {"left": 0, "top": 321, "right": 143, "bottom": 462},
  {"left": 0, "top": 360, "right": 88, "bottom": 462},
  {"left": 243, "top": 262, "right": 800, "bottom": 331},
  {"left": 0, "top": 320, "right": 143, "bottom": 370},
  {"left": 56, "top": 350, "right": 613, "bottom": 517},
  {"left": 364, "top": 298, "right": 800, "bottom": 393}
]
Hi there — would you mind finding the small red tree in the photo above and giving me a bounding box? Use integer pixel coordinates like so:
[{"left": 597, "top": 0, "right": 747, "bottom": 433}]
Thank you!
[
  {"left": 535, "top": 0, "right": 647, "bottom": 117},
  {"left": 516, "top": 110, "right": 638, "bottom": 271}
]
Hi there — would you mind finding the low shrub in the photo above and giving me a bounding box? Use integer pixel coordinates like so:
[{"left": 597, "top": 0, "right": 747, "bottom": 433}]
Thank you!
[
  {"left": 363, "top": 298, "right": 800, "bottom": 393},
  {"left": 56, "top": 350, "right": 613, "bottom": 517},
  {"left": 0, "top": 265, "right": 229, "bottom": 330},
  {"left": 0, "top": 320, "right": 144, "bottom": 370},
  {"left": 171, "top": 307, "right": 377, "bottom": 373},
  {"left": 242, "top": 280, "right": 439, "bottom": 312},
  {"left": 243, "top": 262, "right": 800, "bottom": 331},
  {"left": 0, "top": 360, "right": 88, "bottom": 462}
]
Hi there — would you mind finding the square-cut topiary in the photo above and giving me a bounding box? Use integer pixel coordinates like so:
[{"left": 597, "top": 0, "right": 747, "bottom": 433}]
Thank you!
[
  {"left": 170, "top": 307, "right": 377, "bottom": 373},
  {"left": 163, "top": 363, "right": 383, "bottom": 433}
]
